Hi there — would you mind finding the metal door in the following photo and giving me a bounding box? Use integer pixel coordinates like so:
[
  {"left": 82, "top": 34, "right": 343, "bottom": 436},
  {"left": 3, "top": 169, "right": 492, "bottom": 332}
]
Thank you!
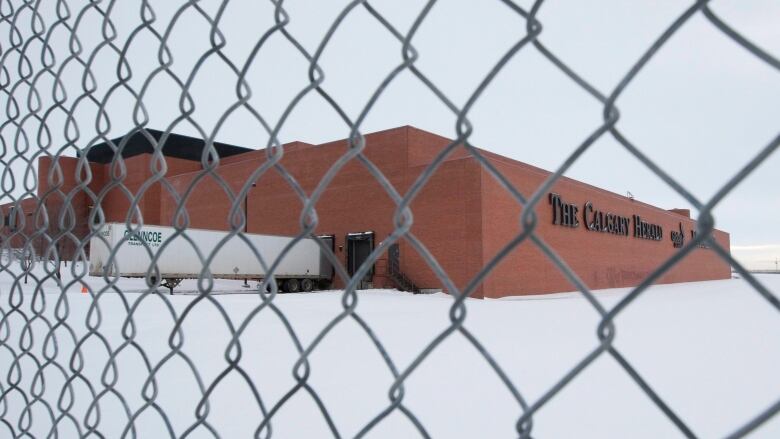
[
  {"left": 317, "top": 234, "right": 335, "bottom": 283},
  {"left": 346, "top": 232, "right": 374, "bottom": 285},
  {"left": 388, "top": 243, "right": 400, "bottom": 275}
]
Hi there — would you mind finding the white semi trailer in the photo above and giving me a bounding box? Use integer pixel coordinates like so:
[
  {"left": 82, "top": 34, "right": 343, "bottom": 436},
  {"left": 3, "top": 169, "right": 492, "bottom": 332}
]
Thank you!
[{"left": 89, "top": 223, "right": 333, "bottom": 293}]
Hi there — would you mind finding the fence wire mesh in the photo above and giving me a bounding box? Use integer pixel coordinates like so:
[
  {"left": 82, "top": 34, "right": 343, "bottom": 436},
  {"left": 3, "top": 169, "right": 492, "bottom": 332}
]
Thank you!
[{"left": 0, "top": 1, "right": 779, "bottom": 438}]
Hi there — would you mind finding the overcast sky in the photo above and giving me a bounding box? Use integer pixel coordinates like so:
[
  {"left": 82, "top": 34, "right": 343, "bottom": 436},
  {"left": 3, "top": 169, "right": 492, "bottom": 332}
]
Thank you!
[{"left": 1, "top": 1, "right": 778, "bottom": 268}]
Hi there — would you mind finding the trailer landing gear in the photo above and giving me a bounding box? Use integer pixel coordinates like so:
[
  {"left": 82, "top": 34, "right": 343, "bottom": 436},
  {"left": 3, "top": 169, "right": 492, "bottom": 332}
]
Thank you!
[{"left": 161, "top": 278, "right": 182, "bottom": 295}]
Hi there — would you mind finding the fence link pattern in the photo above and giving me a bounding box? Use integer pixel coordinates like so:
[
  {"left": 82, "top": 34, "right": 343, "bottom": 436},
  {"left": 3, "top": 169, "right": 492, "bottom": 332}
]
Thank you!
[{"left": 1, "top": 1, "right": 779, "bottom": 438}]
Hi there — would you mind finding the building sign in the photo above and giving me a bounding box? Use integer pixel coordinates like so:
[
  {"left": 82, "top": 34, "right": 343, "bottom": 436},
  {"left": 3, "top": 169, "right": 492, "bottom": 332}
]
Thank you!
[
  {"left": 671, "top": 223, "right": 685, "bottom": 248},
  {"left": 548, "top": 192, "right": 580, "bottom": 228},
  {"left": 583, "top": 201, "right": 630, "bottom": 236},
  {"left": 549, "top": 192, "right": 665, "bottom": 244},
  {"left": 669, "top": 222, "right": 711, "bottom": 250},
  {"left": 689, "top": 228, "right": 710, "bottom": 249},
  {"left": 633, "top": 215, "right": 663, "bottom": 241}
]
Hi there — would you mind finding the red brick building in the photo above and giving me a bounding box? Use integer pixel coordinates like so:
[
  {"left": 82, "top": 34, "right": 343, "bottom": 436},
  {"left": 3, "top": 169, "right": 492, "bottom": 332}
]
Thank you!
[{"left": 1, "top": 126, "right": 730, "bottom": 298}]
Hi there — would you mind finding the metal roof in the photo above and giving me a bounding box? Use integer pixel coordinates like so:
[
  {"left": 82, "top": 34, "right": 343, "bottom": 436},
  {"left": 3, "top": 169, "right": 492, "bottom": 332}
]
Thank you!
[{"left": 82, "top": 129, "right": 253, "bottom": 163}]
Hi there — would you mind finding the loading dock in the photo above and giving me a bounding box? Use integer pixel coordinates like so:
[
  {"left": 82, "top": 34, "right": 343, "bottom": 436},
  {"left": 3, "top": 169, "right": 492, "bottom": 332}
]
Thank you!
[{"left": 346, "top": 231, "right": 374, "bottom": 288}]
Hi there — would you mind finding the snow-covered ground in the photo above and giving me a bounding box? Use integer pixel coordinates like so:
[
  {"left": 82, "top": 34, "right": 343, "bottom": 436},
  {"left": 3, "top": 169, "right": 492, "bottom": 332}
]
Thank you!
[{"left": 1, "top": 264, "right": 778, "bottom": 438}]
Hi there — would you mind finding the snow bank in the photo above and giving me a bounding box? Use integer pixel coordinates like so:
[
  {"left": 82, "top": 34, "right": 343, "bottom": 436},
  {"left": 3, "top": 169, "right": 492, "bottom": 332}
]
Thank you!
[{"left": 1, "top": 264, "right": 778, "bottom": 438}]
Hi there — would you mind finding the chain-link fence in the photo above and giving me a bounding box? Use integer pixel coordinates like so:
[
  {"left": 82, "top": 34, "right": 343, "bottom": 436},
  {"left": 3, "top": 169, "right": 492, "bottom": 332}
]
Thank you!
[{"left": 1, "top": 1, "right": 779, "bottom": 438}]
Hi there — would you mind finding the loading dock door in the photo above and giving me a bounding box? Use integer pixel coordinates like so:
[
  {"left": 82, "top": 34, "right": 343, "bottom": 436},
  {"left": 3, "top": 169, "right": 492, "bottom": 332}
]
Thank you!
[
  {"left": 346, "top": 232, "right": 374, "bottom": 286},
  {"left": 317, "top": 234, "right": 335, "bottom": 285}
]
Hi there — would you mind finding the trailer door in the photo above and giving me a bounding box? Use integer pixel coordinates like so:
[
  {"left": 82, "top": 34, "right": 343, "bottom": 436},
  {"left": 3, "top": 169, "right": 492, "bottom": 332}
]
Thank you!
[{"left": 346, "top": 232, "right": 374, "bottom": 287}]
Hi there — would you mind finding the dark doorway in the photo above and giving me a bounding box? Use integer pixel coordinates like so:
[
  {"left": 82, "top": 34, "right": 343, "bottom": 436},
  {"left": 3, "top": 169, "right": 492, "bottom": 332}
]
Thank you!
[
  {"left": 346, "top": 231, "right": 374, "bottom": 287},
  {"left": 317, "top": 234, "right": 336, "bottom": 286}
]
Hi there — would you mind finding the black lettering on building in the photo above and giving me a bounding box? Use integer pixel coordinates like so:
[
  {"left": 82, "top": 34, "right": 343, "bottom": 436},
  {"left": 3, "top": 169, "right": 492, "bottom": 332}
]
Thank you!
[
  {"left": 584, "top": 202, "right": 629, "bottom": 237},
  {"left": 671, "top": 222, "right": 685, "bottom": 248},
  {"left": 633, "top": 215, "right": 663, "bottom": 242},
  {"left": 549, "top": 193, "right": 579, "bottom": 228}
]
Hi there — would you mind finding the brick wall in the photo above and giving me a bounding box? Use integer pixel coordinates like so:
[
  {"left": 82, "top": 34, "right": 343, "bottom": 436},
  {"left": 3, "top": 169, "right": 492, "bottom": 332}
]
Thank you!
[
  {"left": 22, "top": 126, "right": 732, "bottom": 297},
  {"left": 479, "top": 153, "right": 731, "bottom": 298},
  {"left": 158, "top": 127, "right": 482, "bottom": 292}
]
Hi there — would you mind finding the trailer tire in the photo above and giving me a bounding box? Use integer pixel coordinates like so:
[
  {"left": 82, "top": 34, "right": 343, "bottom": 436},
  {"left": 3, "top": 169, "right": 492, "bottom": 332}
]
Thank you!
[
  {"left": 301, "top": 278, "right": 313, "bottom": 292},
  {"left": 284, "top": 278, "right": 300, "bottom": 294}
]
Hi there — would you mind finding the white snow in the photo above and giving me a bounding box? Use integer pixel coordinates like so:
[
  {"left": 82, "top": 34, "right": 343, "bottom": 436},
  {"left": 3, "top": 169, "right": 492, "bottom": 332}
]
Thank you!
[{"left": 1, "top": 263, "right": 779, "bottom": 438}]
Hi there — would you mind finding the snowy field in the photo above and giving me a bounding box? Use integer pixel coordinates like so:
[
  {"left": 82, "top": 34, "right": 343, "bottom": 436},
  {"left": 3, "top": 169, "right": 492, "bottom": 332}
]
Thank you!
[{"left": 1, "top": 264, "right": 779, "bottom": 438}]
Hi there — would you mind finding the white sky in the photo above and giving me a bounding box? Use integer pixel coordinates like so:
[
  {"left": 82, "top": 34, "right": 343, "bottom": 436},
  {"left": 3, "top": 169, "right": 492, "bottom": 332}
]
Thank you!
[{"left": 1, "top": 0, "right": 778, "bottom": 268}]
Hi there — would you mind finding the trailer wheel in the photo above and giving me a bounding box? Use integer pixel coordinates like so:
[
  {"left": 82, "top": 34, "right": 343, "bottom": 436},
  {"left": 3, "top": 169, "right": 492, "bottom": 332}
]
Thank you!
[
  {"left": 301, "top": 278, "right": 313, "bottom": 292},
  {"left": 284, "top": 278, "right": 300, "bottom": 294}
]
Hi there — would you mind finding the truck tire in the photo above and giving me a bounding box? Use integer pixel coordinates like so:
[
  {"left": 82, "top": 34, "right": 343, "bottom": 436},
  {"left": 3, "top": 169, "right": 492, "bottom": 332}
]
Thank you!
[
  {"left": 301, "top": 278, "right": 313, "bottom": 292},
  {"left": 284, "top": 278, "right": 300, "bottom": 293}
]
